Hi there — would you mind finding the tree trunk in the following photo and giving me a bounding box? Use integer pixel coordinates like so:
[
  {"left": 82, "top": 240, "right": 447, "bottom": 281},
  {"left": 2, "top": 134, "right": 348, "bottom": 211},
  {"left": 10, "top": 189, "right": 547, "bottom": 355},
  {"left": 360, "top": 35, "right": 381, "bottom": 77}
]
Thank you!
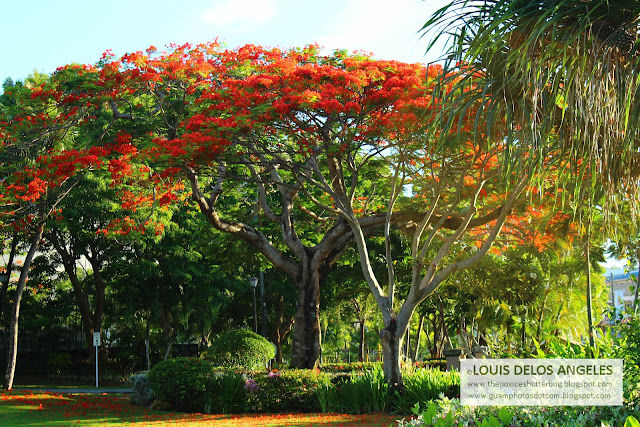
[
  {"left": 438, "top": 299, "right": 453, "bottom": 351},
  {"left": 424, "top": 315, "right": 433, "bottom": 357},
  {"left": 429, "top": 313, "right": 440, "bottom": 358},
  {"left": 413, "top": 314, "right": 425, "bottom": 362},
  {"left": 65, "top": 271, "right": 95, "bottom": 348},
  {"left": 164, "top": 334, "right": 175, "bottom": 361},
  {"left": 536, "top": 288, "right": 550, "bottom": 342},
  {"left": 4, "top": 221, "right": 45, "bottom": 390},
  {"left": 271, "top": 294, "right": 293, "bottom": 365},
  {"left": 89, "top": 260, "right": 106, "bottom": 338},
  {"left": 405, "top": 327, "right": 411, "bottom": 362},
  {"left": 49, "top": 232, "right": 96, "bottom": 348},
  {"left": 290, "top": 267, "right": 321, "bottom": 368},
  {"left": 380, "top": 322, "right": 404, "bottom": 391},
  {"left": 0, "top": 232, "right": 18, "bottom": 327},
  {"left": 159, "top": 302, "right": 174, "bottom": 361},
  {"left": 358, "top": 319, "right": 366, "bottom": 362}
]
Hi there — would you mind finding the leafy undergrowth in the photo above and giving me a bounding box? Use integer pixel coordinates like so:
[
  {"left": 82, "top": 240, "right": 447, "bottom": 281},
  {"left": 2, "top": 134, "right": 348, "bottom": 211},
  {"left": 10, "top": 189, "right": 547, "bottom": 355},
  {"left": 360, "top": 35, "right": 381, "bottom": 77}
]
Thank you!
[{"left": 0, "top": 390, "right": 399, "bottom": 426}]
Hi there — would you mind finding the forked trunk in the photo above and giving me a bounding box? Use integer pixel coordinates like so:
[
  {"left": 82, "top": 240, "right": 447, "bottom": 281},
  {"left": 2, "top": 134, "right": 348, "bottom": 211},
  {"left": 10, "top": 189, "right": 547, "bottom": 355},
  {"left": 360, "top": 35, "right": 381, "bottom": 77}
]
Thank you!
[{"left": 290, "top": 267, "right": 321, "bottom": 369}]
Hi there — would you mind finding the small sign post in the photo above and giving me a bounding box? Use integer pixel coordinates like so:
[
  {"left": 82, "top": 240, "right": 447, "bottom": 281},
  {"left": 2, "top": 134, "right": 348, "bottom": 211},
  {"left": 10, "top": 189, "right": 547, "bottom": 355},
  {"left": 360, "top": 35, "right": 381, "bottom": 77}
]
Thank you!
[{"left": 93, "top": 332, "right": 101, "bottom": 388}]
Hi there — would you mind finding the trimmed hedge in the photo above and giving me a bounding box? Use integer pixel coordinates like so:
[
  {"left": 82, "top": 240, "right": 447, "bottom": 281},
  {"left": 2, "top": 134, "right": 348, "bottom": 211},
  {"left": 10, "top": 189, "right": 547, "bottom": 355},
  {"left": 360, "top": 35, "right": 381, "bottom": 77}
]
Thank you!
[
  {"left": 413, "top": 359, "right": 447, "bottom": 371},
  {"left": 318, "top": 362, "right": 381, "bottom": 373},
  {"left": 139, "top": 363, "right": 459, "bottom": 415},
  {"left": 202, "top": 329, "right": 275, "bottom": 371},
  {"left": 318, "top": 360, "right": 447, "bottom": 374},
  {"left": 248, "top": 369, "right": 331, "bottom": 413},
  {"left": 147, "top": 357, "right": 213, "bottom": 412}
]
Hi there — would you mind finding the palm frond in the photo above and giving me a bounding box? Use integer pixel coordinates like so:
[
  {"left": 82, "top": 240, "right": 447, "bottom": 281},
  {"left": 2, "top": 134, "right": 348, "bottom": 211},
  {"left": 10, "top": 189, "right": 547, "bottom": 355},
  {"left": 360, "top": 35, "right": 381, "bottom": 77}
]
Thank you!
[{"left": 423, "top": 0, "right": 640, "bottom": 215}]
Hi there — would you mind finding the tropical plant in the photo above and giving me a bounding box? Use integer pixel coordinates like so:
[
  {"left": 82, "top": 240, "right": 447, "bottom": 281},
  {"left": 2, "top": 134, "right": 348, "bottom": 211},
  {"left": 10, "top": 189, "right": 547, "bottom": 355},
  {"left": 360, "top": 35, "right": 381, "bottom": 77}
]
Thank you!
[
  {"left": 424, "top": 0, "right": 640, "bottom": 210},
  {"left": 402, "top": 369, "right": 460, "bottom": 410},
  {"left": 204, "top": 371, "right": 248, "bottom": 414},
  {"left": 338, "top": 365, "right": 389, "bottom": 414},
  {"left": 397, "top": 397, "right": 639, "bottom": 426}
]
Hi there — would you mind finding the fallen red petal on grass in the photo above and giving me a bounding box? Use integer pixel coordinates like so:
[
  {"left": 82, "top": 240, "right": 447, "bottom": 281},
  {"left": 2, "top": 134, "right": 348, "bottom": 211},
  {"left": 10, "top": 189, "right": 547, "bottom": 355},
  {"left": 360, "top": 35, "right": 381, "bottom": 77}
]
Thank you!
[{"left": 1, "top": 390, "right": 400, "bottom": 426}]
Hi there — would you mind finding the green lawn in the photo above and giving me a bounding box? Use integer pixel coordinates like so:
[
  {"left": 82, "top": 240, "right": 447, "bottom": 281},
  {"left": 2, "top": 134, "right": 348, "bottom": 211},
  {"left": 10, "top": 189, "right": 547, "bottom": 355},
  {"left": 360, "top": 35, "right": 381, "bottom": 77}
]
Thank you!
[{"left": 0, "top": 390, "right": 401, "bottom": 426}]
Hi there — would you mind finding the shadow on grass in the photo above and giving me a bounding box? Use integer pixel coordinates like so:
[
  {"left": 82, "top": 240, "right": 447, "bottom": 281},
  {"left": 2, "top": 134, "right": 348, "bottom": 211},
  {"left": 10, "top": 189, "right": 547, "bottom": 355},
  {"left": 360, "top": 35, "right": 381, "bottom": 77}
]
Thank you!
[{"left": 0, "top": 391, "right": 402, "bottom": 426}]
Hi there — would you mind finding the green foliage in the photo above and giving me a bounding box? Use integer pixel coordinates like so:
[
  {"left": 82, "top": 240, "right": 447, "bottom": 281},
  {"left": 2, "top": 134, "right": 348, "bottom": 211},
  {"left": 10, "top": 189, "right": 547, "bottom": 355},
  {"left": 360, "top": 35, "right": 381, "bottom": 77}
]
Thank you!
[
  {"left": 203, "top": 329, "right": 275, "bottom": 371},
  {"left": 402, "top": 369, "right": 460, "bottom": 410},
  {"left": 336, "top": 364, "right": 388, "bottom": 414},
  {"left": 46, "top": 352, "right": 72, "bottom": 376},
  {"left": 615, "top": 313, "right": 640, "bottom": 404},
  {"left": 319, "top": 362, "right": 382, "bottom": 373},
  {"left": 128, "top": 372, "right": 154, "bottom": 407},
  {"left": 532, "top": 336, "right": 613, "bottom": 360},
  {"left": 413, "top": 360, "right": 447, "bottom": 371},
  {"left": 147, "top": 357, "right": 213, "bottom": 412},
  {"left": 498, "top": 407, "right": 514, "bottom": 425},
  {"left": 396, "top": 397, "right": 638, "bottom": 426},
  {"left": 204, "top": 371, "right": 248, "bottom": 414},
  {"left": 250, "top": 369, "right": 330, "bottom": 413},
  {"left": 316, "top": 382, "right": 339, "bottom": 413},
  {"left": 626, "top": 416, "right": 640, "bottom": 427}
]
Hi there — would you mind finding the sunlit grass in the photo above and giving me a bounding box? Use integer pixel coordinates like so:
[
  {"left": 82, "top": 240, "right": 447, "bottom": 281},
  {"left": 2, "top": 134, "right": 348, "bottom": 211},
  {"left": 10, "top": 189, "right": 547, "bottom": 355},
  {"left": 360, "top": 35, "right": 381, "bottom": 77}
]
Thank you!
[{"left": 0, "top": 390, "right": 401, "bottom": 426}]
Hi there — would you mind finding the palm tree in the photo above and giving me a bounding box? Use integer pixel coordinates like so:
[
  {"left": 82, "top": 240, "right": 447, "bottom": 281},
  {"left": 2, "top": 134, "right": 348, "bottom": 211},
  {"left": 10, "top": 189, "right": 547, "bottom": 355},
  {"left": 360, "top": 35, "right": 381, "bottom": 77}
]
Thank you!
[{"left": 423, "top": 0, "right": 640, "bottom": 210}]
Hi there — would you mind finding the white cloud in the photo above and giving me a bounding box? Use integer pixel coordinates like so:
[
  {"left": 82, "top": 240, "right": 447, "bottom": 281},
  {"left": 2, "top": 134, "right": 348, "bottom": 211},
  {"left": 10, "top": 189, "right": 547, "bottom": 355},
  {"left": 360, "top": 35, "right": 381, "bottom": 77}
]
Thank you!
[{"left": 203, "top": 0, "right": 278, "bottom": 31}]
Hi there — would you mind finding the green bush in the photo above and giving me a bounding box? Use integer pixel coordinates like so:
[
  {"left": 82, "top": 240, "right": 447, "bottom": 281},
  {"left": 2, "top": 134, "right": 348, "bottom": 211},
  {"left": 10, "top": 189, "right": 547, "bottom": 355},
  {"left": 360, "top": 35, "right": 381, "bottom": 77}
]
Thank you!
[
  {"left": 47, "top": 352, "right": 72, "bottom": 376},
  {"left": 402, "top": 368, "right": 460, "bottom": 409},
  {"left": 147, "top": 357, "right": 213, "bottom": 412},
  {"left": 319, "top": 362, "right": 381, "bottom": 373},
  {"left": 249, "top": 369, "right": 331, "bottom": 412},
  {"left": 203, "top": 329, "right": 275, "bottom": 371},
  {"left": 396, "top": 397, "right": 640, "bottom": 426},
  {"left": 205, "top": 371, "right": 248, "bottom": 414},
  {"left": 615, "top": 313, "right": 640, "bottom": 405},
  {"left": 129, "top": 372, "right": 154, "bottom": 407},
  {"left": 412, "top": 360, "right": 447, "bottom": 371}
]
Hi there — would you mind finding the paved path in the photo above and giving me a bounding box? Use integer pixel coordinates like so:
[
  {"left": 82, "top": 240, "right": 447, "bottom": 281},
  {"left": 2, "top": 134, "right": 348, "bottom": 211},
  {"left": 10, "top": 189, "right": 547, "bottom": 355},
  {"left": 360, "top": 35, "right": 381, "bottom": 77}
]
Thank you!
[{"left": 13, "top": 387, "right": 132, "bottom": 394}]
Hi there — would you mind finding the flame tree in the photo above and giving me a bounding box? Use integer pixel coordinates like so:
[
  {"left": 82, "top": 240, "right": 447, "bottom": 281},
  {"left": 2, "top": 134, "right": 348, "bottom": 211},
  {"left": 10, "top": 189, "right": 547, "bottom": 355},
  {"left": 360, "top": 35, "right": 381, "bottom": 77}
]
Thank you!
[{"left": 1, "top": 42, "right": 544, "bottom": 382}]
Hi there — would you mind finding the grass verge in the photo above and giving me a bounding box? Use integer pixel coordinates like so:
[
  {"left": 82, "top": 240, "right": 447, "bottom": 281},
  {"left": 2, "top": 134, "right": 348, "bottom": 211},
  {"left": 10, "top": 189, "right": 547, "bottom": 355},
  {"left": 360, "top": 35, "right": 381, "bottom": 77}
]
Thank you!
[{"left": 0, "top": 390, "right": 400, "bottom": 426}]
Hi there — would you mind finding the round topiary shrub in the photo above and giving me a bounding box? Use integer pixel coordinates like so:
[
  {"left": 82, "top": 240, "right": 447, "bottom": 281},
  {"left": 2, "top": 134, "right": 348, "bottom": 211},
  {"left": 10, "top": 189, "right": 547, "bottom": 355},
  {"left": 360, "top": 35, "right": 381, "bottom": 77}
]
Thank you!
[
  {"left": 147, "top": 357, "right": 213, "bottom": 412},
  {"left": 203, "top": 329, "right": 275, "bottom": 371}
]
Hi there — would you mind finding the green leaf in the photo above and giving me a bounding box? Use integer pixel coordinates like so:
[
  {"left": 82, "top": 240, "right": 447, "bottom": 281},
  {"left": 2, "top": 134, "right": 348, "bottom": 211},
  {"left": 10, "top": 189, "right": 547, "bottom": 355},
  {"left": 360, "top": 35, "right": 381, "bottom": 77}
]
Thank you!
[
  {"left": 435, "top": 410, "right": 454, "bottom": 427},
  {"left": 498, "top": 407, "right": 514, "bottom": 424},
  {"left": 624, "top": 415, "right": 640, "bottom": 427},
  {"left": 411, "top": 402, "right": 421, "bottom": 416},
  {"left": 479, "top": 416, "right": 503, "bottom": 427},
  {"left": 422, "top": 401, "right": 438, "bottom": 425}
]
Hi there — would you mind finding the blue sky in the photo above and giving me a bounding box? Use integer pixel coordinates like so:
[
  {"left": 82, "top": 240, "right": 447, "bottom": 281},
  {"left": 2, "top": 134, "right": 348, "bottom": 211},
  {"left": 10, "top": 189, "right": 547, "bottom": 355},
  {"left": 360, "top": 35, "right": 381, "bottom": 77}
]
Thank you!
[{"left": 1, "top": 0, "right": 449, "bottom": 84}]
